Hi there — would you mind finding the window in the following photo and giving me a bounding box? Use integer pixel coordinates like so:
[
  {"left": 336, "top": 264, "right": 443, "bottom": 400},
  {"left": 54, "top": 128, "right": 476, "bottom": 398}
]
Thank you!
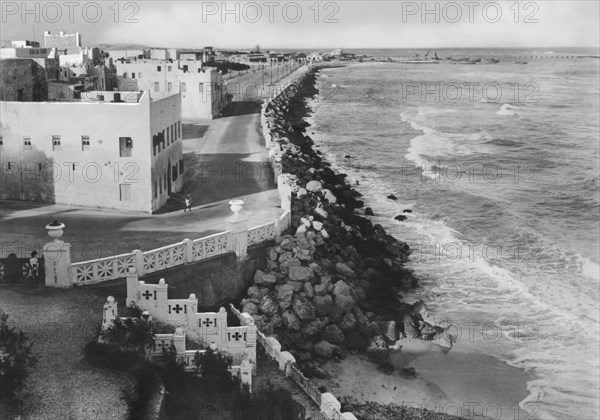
[
  {"left": 161, "top": 131, "right": 165, "bottom": 149},
  {"left": 181, "top": 82, "right": 186, "bottom": 93},
  {"left": 172, "top": 163, "right": 178, "bottom": 181},
  {"left": 52, "top": 135, "right": 61, "bottom": 151},
  {"left": 154, "top": 82, "right": 160, "bottom": 92},
  {"left": 171, "top": 125, "right": 174, "bottom": 142},
  {"left": 81, "top": 135, "right": 90, "bottom": 151},
  {"left": 167, "top": 82, "right": 172, "bottom": 92},
  {"left": 168, "top": 66, "right": 172, "bottom": 72},
  {"left": 159, "top": 177, "right": 162, "bottom": 193},
  {"left": 182, "top": 65, "right": 188, "bottom": 73},
  {"left": 166, "top": 128, "right": 170, "bottom": 145},
  {"left": 179, "top": 159, "right": 184, "bottom": 174},
  {"left": 119, "top": 184, "right": 131, "bottom": 201},
  {"left": 23, "top": 137, "right": 32, "bottom": 150},
  {"left": 154, "top": 181, "right": 158, "bottom": 198},
  {"left": 152, "top": 134, "right": 160, "bottom": 155},
  {"left": 199, "top": 83, "right": 203, "bottom": 93},
  {"left": 132, "top": 73, "right": 136, "bottom": 79},
  {"left": 122, "top": 72, "right": 127, "bottom": 78},
  {"left": 157, "top": 66, "right": 162, "bottom": 72},
  {"left": 178, "top": 121, "right": 181, "bottom": 138},
  {"left": 119, "top": 137, "right": 133, "bottom": 157},
  {"left": 163, "top": 173, "right": 167, "bottom": 189},
  {"left": 0, "top": 135, "right": 3, "bottom": 150}
]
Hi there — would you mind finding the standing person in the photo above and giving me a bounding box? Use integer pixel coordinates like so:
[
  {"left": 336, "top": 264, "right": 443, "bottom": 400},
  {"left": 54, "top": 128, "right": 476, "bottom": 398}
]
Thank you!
[
  {"left": 28, "top": 251, "right": 39, "bottom": 284},
  {"left": 184, "top": 194, "right": 192, "bottom": 212}
]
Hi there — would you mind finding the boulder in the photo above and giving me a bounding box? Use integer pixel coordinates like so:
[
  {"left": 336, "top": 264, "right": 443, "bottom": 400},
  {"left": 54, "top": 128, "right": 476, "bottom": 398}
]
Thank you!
[
  {"left": 275, "top": 283, "right": 295, "bottom": 310},
  {"left": 314, "top": 340, "right": 336, "bottom": 359},
  {"left": 247, "top": 285, "right": 262, "bottom": 298},
  {"left": 309, "top": 262, "right": 323, "bottom": 276},
  {"left": 303, "top": 281, "right": 315, "bottom": 299},
  {"left": 254, "top": 270, "right": 276, "bottom": 286},
  {"left": 289, "top": 266, "right": 313, "bottom": 282},
  {"left": 335, "top": 263, "right": 355, "bottom": 278},
  {"left": 362, "top": 268, "right": 381, "bottom": 282},
  {"left": 313, "top": 294, "right": 333, "bottom": 317},
  {"left": 312, "top": 221, "right": 323, "bottom": 231},
  {"left": 292, "top": 295, "right": 316, "bottom": 321},
  {"left": 366, "top": 336, "right": 390, "bottom": 366},
  {"left": 282, "top": 310, "right": 301, "bottom": 331},
  {"left": 403, "top": 209, "right": 412, "bottom": 213},
  {"left": 387, "top": 194, "right": 397, "bottom": 200},
  {"left": 339, "top": 312, "right": 357, "bottom": 331},
  {"left": 314, "top": 207, "right": 329, "bottom": 219},
  {"left": 288, "top": 281, "right": 303, "bottom": 292},
  {"left": 242, "top": 301, "right": 259, "bottom": 315},
  {"left": 279, "top": 257, "right": 302, "bottom": 274},
  {"left": 394, "top": 215, "right": 407, "bottom": 222},
  {"left": 323, "top": 189, "right": 337, "bottom": 204},
  {"left": 314, "top": 282, "right": 330, "bottom": 296},
  {"left": 322, "top": 324, "right": 345, "bottom": 343},
  {"left": 364, "top": 207, "right": 374, "bottom": 216},
  {"left": 332, "top": 280, "right": 351, "bottom": 297},
  {"left": 321, "top": 228, "right": 330, "bottom": 238},
  {"left": 297, "top": 188, "right": 307, "bottom": 198},
  {"left": 306, "top": 180, "right": 323, "bottom": 192},
  {"left": 301, "top": 319, "right": 322, "bottom": 337},
  {"left": 259, "top": 295, "right": 279, "bottom": 316},
  {"left": 251, "top": 315, "right": 265, "bottom": 329},
  {"left": 280, "top": 238, "right": 295, "bottom": 250}
]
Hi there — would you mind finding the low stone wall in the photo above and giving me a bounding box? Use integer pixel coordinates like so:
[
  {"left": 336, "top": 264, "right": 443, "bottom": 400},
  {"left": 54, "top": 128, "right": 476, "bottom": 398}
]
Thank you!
[{"left": 231, "top": 304, "right": 357, "bottom": 420}]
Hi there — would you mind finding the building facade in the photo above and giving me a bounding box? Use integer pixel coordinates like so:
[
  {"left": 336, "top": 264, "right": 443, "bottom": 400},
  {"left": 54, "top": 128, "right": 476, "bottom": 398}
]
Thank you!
[
  {"left": 44, "top": 31, "right": 82, "bottom": 53},
  {"left": 0, "top": 90, "right": 183, "bottom": 213},
  {"left": 115, "top": 59, "right": 227, "bottom": 120}
]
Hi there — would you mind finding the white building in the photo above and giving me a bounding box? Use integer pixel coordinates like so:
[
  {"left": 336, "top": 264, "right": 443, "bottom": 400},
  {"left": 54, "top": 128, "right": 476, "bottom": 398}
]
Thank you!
[
  {"left": 0, "top": 90, "right": 183, "bottom": 213},
  {"left": 115, "top": 59, "right": 227, "bottom": 120}
]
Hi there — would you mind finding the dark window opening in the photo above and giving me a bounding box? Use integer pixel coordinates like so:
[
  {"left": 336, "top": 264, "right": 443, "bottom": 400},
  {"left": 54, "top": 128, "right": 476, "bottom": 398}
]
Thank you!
[{"left": 120, "top": 137, "right": 133, "bottom": 157}]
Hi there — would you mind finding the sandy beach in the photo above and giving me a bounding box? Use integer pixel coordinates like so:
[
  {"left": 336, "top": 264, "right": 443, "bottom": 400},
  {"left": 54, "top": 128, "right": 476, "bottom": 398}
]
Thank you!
[{"left": 312, "top": 340, "right": 533, "bottom": 420}]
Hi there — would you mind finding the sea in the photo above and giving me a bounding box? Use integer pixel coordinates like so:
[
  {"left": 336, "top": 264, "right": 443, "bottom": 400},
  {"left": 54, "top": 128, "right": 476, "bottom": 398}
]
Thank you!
[{"left": 304, "top": 48, "right": 600, "bottom": 420}]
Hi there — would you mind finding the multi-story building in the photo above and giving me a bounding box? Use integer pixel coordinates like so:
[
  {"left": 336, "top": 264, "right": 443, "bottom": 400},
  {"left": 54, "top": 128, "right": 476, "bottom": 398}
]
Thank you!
[
  {"left": 44, "top": 31, "right": 82, "bottom": 54},
  {"left": 107, "top": 49, "right": 150, "bottom": 61},
  {"left": 115, "top": 59, "right": 227, "bottom": 120},
  {"left": 0, "top": 45, "right": 60, "bottom": 102},
  {"left": 0, "top": 90, "right": 183, "bottom": 213}
]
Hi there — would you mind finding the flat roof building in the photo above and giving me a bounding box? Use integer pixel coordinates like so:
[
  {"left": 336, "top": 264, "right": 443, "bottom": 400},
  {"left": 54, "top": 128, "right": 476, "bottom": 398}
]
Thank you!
[
  {"left": 0, "top": 90, "right": 183, "bottom": 213},
  {"left": 115, "top": 59, "right": 227, "bottom": 120}
]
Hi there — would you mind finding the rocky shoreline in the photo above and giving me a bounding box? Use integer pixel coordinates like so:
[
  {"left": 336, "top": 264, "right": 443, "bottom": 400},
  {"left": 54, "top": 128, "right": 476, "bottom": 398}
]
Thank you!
[
  {"left": 239, "top": 66, "right": 463, "bottom": 419},
  {"left": 243, "top": 66, "right": 430, "bottom": 366}
]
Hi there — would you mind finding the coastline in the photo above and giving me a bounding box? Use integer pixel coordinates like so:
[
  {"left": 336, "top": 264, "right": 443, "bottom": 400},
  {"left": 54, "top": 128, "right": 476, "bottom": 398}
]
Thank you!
[{"left": 263, "top": 64, "right": 533, "bottom": 419}]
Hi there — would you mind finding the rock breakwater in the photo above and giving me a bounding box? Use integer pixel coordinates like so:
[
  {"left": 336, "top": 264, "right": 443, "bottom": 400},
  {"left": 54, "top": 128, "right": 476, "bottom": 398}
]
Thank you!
[{"left": 242, "top": 67, "right": 442, "bottom": 378}]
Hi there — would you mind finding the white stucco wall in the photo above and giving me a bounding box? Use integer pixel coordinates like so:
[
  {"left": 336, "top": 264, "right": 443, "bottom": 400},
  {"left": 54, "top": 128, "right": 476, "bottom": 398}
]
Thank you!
[{"left": 0, "top": 91, "right": 182, "bottom": 213}]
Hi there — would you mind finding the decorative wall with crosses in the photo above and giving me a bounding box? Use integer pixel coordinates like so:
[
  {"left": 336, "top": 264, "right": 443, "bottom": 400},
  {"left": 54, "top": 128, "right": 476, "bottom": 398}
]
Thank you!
[{"left": 126, "top": 273, "right": 257, "bottom": 368}]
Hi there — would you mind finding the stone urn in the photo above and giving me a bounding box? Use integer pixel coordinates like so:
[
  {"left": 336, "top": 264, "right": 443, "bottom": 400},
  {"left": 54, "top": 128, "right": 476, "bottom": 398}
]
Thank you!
[
  {"left": 45, "top": 220, "right": 65, "bottom": 241},
  {"left": 229, "top": 199, "right": 244, "bottom": 216},
  {"left": 209, "top": 342, "right": 218, "bottom": 351}
]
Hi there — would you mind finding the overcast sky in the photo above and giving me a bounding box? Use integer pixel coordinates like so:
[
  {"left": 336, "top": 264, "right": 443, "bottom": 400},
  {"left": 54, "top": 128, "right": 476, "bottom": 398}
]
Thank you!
[{"left": 1, "top": 1, "right": 598, "bottom": 50}]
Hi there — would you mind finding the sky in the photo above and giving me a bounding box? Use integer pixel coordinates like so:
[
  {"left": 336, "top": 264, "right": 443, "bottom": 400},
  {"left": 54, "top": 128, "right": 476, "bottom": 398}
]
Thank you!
[{"left": 1, "top": 1, "right": 599, "bottom": 50}]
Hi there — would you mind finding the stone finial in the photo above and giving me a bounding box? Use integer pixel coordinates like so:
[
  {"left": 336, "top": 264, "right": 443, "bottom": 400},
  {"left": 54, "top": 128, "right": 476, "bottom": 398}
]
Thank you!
[
  {"left": 107, "top": 296, "right": 114, "bottom": 303},
  {"left": 159, "top": 278, "right": 166, "bottom": 286},
  {"left": 189, "top": 293, "right": 196, "bottom": 300},
  {"left": 175, "top": 327, "right": 183, "bottom": 335},
  {"left": 128, "top": 267, "right": 136, "bottom": 275}
]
